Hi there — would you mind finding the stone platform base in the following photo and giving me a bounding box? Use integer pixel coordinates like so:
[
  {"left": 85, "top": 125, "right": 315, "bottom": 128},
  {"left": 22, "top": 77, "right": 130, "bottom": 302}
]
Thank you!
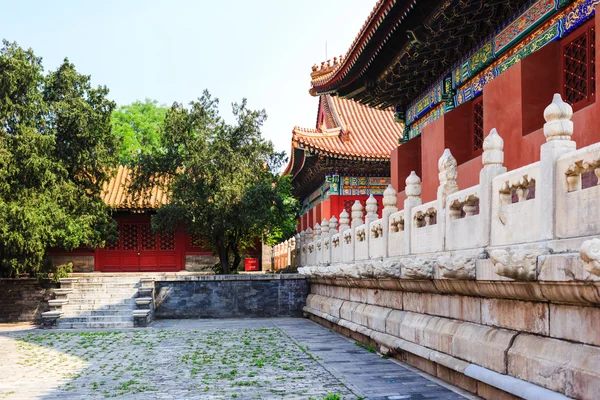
[
  {"left": 307, "top": 313, "right": 519, "bottom": 400},
  {"left": 303, "top": 278, "right": 600, "bottom": 400}
]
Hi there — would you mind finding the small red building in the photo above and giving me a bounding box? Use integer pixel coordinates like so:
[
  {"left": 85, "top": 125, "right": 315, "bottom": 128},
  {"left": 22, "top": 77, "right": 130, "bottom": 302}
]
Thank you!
[
  {"left": 49, "top": 166, "right": 260, "bottom": 273},
  {"left": 283, "top": 94, "right": 404, "bottom": 230}
]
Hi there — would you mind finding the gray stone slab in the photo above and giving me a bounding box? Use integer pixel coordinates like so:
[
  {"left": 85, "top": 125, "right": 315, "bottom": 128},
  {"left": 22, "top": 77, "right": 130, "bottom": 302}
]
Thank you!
[
  {"left": 0, "top": 318, "right": 469, "bottom": 399},
  {"left": 273, "top": 318, "right": 468, "bottom": 400}
]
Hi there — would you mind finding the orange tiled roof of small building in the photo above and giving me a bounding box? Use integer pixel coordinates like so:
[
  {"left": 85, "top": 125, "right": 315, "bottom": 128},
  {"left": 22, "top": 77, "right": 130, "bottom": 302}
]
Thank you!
[
  {"left": 291, "top": 95, "right": 402, "bottom": 160},
  {"left": 101, "top": 166, "right": 169, "bottom": 209}
]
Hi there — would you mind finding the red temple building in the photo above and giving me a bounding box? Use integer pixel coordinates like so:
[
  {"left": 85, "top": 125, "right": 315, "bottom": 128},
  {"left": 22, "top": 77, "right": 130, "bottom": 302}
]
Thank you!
[
  {"left": 283, "top": 94, "right": 404, "bottom": 231},
  {"left": 308, "top": 0, "right": 598, "bottom": 204},
  {"left": 49, "top": 166, "right": 260, "bottom": 273}
]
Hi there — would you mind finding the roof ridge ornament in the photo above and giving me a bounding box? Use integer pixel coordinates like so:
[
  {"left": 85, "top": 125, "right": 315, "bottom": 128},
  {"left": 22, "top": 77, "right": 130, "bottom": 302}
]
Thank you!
[{"left": 311, "top": 55, "right": 344, "bottom": 77}]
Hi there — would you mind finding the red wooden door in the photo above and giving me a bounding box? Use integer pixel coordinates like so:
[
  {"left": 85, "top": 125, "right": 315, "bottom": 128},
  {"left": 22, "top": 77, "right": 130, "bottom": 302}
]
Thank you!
[{"left": 96, "top": 220, "right": 183, "bottom": 272}]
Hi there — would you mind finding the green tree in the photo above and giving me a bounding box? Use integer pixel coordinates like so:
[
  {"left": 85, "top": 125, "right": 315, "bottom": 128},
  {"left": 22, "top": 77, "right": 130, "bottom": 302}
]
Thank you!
[
  {"left": 131, "top": 91, "right": 298, "bottom": 274},
  {"left": 111, "top": 99, "right": 167, "bottom": 164},
  {"left": 0, "top": 40, "right": 119, "bottom": 277}
]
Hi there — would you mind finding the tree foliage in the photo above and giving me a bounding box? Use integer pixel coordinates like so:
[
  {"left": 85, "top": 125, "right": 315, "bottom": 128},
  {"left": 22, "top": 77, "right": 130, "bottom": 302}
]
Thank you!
[
  {"left": 131, "top": 91, "right": 299, "bottom": 274},
  {"left": 0, "top": 40, "right": 119, "bottom": 277},
  {"left": 111, "top": 99, "right": 167, "bottom": 165}
]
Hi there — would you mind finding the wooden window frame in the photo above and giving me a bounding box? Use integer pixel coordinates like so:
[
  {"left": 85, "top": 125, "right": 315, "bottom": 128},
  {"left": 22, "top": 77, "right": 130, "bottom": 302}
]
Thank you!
[
  {"left": 472, "top": 96, "right": 484, "bottom": 157},
  {"left": 561, "top": 19, "right": 596, "bottom": 112}
]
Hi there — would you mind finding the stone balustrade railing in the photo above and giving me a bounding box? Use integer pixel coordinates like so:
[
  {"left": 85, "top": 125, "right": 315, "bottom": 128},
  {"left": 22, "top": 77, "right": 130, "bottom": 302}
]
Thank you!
[
  {"left": 292, "top": 94, "right": 600, "bottom": 281},
  {"left": 272, "top": 237, "right": 295, "bottom": 271}
]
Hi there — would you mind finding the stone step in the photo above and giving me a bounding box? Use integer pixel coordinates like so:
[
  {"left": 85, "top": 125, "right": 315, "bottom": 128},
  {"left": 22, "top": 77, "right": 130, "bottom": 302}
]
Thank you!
[
  {"left": 70, "top": 285, "right": 138, "bottom": 289},
  {"left": 135, "top": 297, "right": 153, "bottom": 306},
  {"left": 70, "top": 287, "right": 139, "bottom": 293},
  {"left": 62, "top": 310, "right": 134, "bottom": 317},
  {"left": 50, "top": 275, "right": 155, "bottom": 329},
  {"left": 67, "top": 291, "right": 139, "bottom": 297},
  {"left": 58, "top": 315, "right": 134, "bottom": 324},
  {"left": 73, "top": 278, "right": 142, "bottom": 285},
  {"left": 70, "top": 277, "right": 142, "bottom": 283},
  {"left": 66, "top": 298, "right": 138, "bottom": 303},
  {"left": 62, "top": 303, "right": 137, "bottom": 311},
  {"left": 64, "top": 298, "right": 137, "bottom": 305},
  {"left": 67, "top": 295, "right": 138, "bottom": 300},
  {"left": 53, "top": 289, "right": 74, "bottom": 296},
  {"left": 56, "top": 322, "right": 135, "bottom": 329},
  {"left": 42, "top": 311, "right": 63, "bottom": 319}
]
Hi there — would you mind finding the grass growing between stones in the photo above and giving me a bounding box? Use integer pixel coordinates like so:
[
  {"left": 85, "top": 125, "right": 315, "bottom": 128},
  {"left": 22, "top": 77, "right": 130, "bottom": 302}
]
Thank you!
[{"left": 2, "top": 327, "right": 354, "bottom": 399}]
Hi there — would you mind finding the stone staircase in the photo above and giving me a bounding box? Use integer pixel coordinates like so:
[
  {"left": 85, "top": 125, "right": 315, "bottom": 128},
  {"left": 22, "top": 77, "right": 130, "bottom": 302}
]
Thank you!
[{"left": 42, "top": 276, "right": 155, "bottom": 329}]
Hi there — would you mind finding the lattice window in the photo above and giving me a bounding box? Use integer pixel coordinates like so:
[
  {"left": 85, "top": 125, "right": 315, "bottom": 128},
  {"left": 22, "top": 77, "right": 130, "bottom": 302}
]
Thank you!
[
  {"left": 140, "top": 224, "right": 156, "bottom": 251},
  {"left": 473, "top": 97, "right": 484, "bottom": 152},
  {"left": 160, "top": 232, "right": 175, "bottom": 251},
  {"left": 105, "top": 239, "right": 119, "bottom": 251},
  {"left": 121, "top": 224, "right": 139, "bottom": 251},
  {"left": 190, "top": 233, "right": 207, "bottom": 248},
  {"left": 562, "top": 20, "right": 596, "bottom": 111}
]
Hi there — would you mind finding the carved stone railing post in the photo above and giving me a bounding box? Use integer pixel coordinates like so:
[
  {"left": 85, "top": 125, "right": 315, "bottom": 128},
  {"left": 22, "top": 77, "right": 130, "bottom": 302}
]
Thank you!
[
  {"left": 479, "top": 128, "right": 507, "bottom": 247},
  {"left": 320, "top": 218, "right": 329, "bottom": 265},
  {"left": 540, "top": 94, "right": 576, "bottom": 240},
  {"left": 339, "top": 209, "right": 350, "bottom": 232},
  {"left": 321, "top": 218, "right": 330, "bottom": 237},
  {"left": 314, "top": 223, "right": 321, "bottom": 243},
  {"left": 290, "top": 236, "right": 297, "bottom": 268},
  {"left": 294, "top": 233, "right": 301, "bottom": 252},
  {"left": 305, "top": 227, "right": 313, "bottom": 243},
  {"left": 351, "top": 200, "right": 364, "bottom": 229},
  {"left": 382, "top": 185, "right": 398, "bottom": 257},
  {"left": 404, "top": 171, "right": 422, "bottom": 254},
  {"left": 437, "top": 149, "right": 459, "bottom": 250},
  {"left": 365, "top": 195, "right": 379, "bottom": 226},
  {"left": 298, "top": 231, "right": 305, "bottom": 267},
  {"left": 329, "top": 216, "right": 338, "bottom": 235}
]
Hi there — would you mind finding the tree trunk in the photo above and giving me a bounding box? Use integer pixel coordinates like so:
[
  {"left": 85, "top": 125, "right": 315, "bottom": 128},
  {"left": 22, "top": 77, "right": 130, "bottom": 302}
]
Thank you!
[
  {"left": 227, "top": 232, "right": 241, "bottom": 273},
  {"left": 215, "top": 237, "right": 230, "bottom": 274},
  {"left": 231, "top": 245, "right": 242, "bottom": 272}
]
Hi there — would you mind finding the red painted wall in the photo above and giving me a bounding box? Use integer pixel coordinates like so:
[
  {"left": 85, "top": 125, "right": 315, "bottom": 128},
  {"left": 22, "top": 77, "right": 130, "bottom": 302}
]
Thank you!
[
  {"left": 420, "top": 115, "right": 446, "bottom": 202},
  {"left": 444, "top": 100, "right": 480, "bottom": 166},
  {"left": 416, "top": 21, "right": 600, "bottom": 202},
  {"left": 391, "top": 136, "right": 422, "bottom": 203},
  {"left": 457, "top": 156, "right": 482, "bottom": 190}
]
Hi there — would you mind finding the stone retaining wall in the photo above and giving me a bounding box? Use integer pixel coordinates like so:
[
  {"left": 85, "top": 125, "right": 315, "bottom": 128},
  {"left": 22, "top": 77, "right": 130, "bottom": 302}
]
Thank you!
[
  {"left": 0, "top": 279, "right": 57, "bottom": 323},
  {"left": 153, "top": 274, "right": 308, "bottom": 319},
  {"left": 304, "top": 275, "right": 600, "bottom": 400}
]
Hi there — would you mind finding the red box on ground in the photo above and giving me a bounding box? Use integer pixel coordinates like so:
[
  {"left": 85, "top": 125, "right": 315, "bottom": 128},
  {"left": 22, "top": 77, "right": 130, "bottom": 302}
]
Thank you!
[{"left": 244, "top": 258, "right": 259, "bottom": 271}]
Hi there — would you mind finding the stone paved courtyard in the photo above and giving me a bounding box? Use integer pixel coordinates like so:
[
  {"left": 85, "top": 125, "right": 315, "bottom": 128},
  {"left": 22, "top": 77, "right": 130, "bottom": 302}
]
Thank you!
[{"left": 0, "top": 319, "right": 469, "bottom": 399}]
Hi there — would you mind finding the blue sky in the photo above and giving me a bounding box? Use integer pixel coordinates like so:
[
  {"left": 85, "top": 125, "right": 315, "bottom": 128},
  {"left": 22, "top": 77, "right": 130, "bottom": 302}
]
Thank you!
[{"left": 4, "top": 0, "right": 377, "bottom": 157}]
